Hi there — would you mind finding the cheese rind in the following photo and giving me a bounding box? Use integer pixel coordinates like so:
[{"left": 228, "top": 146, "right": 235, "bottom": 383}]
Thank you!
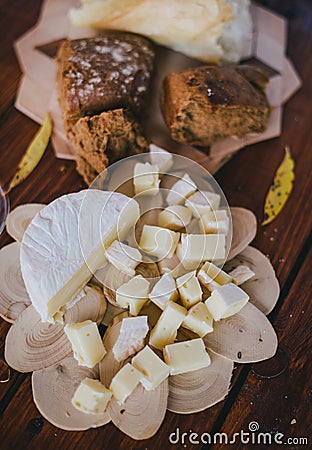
[
  {"left": 105, "top": 240, "right": 142, "bottom": 276},
  {"left": 197, "top": 261, "right": 233, "bottom": 291},
  {"left": 185, "top": 191, "right": 221, "bottom": 218},
  {"left": 112, "top": 316, "right": 149, "bottom": 362},
  {"left": 177, "top": 233, "right": 226, "bottom": 268},
  {"left": 166, "top": 174, "right": 197, "bottom": 205},
  {"left": 205, "top": 283, "right": 249, "bottom": 320},
  {"left": 149, "top": 301, "right": 187, "bottom": 350},
  {"left": 176, "top": 271, "right": 202, "bottom": 308},
  {"left": 183, "top": 302, "right": 214, "bottom": 337},
  {"left": 163, "top": 338, "right": 211, "bottom": 375},
  {"left": 149, "top": 144, "right": 173, "bottom": 173},
  {"left": 133, "top": 162, "right": 160, "bottom": 196},
  {"left": 228, "top": 265, "right": 255, "bottom": 285},
  {"left": 132, "top": 345, "right": 170, "bottom": 390},
  {"left": 139, "top": 224, "right": 180, "bottom": 259},
  {"left": 20, "top": 190, "right": 140, "bottom": 322},
  {"left": 72, "top": 377, "right": 112, "bottom": 414},
  {"left": 158, "top": 205, "right": 192, "bottom": 230},
  {"left": 116, "top": 275, "right": 150, "bottom": 315},
  {"left": 64, "top": 320, "right": 106, "bottom": 368},
  {"left": 110, "top": 363, "right": 143, "bottom": 403},
  {"left": 148, "top": 273, "right": 178, "bottom": 310}
]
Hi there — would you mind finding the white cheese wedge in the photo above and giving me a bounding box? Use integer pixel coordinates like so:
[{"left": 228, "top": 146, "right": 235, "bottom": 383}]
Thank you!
[
  {"left": 110, "top": 363, "right": 143, "bottom": 404},
  {"left": 182, "top": 302, "right": 214, "bottom": 337},
  {"left": 112, "top": 316, "right": 149, "bottom": 362},
  {"left": 149, "top": 301, "right": 187, "bottom": 350},
  {"left": 185, "top": 191, "right": 221, "bottom": 218},
  {"left": 177, "top": 233, "right": 226, "bottom": 268},
  {"left": 205, "top": 283, "right": 249, "bottom": 321},
  {"left": 176, "top": 271, "right": 202, "bottom": 308},
  {"left": 116, "top": 275, "right": 150, "bottom": 315},
  {"left": 132, "top": 345, "right": 170, "bottom": 390},
  {"left": 149, "top": 144, "right": 173, "bottom": 173},
  {"left": 139, "top": 224, "right": 179, "bottom": 259},
  {"left": 197, "top": 261, "right": 233, "bottom": 291},
  {"left": 149, "top": 273, "right": 178, "bottom": 310},
  {"left": 158, "top": 205, "right": 192, "bottom": 230},
  {"left": 166, "top": 174, "right": 197, "bottom": 205},
  {"left": 72, "top": 377, "right": 112, "bottom": 414},
  {"left": 133, "top": 162, "right": 160, "bottom": 196},
  {"left": 228, "top": 265, "right": 255, "bottom": 285},
  {"left": 163, "top": 338, "right": 211, "bottom": 375},
  {"left": 20, "top": 190, "right": 140, "bottom": 323},
  {"left": 64, "top": 320, "right": 106, "bottom": 368},
  {"left": 105, "top": 240, "right": 142, "bottom": 276}
]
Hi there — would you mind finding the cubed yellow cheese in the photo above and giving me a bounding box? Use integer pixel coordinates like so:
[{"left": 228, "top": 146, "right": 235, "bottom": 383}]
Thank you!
[
  {"left": 228, "top": 265, "right": 255, "bottom": 285},
  {"left": 132, "top": 345, "right": 170, "bottom": 390},
  {"left": 158, "top": 205, "right": 192, "bottom": 230},
  {"left": 176, "top": 271, "right": 202, "bottom": 308},
  {"left": 183, "top": 302, "right": 213, "bottom": 337},
  {"left": 197, "top": 261, "right": 233, "bottom": 291},
  {"left": 133, "top": 162, "right": 160, "bottom": 196},
  {"left": 116, "top": 275, "right": 150, "bottom": 315},
  {"left": 205, "top": 283, "right": 249, "bottom": 321},
  {"left": 72, "top": 377, "right": 112, "bottom": 414},
  {"left": 177, "top": 233, "right": 226, "bottom": 268},
  {"left": 64, "top": 320, "right": 106, "bottom": 368},
  {"left": 166, "top": 174, "right": 197, "bottom": 205},
  {"left": 139, "top": 225, "right": 180, "bottom": 259},
  {"left": 185, "top": 191, "right": 221, "bottom": 218},
  {"left": 149, "top": 301, "right": 187, "bottom": 350},
  {"left": 149, "top": 273, "right": 178, "bottom": 310},
  {"left": 110, "top": 363, "right": 143, "bottom": 403},
  {"left": 163, "top": 338, "right": 211, "bottom": 375}
]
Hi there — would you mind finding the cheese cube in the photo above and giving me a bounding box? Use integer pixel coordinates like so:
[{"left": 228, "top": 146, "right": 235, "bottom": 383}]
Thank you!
[
  {"left": 149, "top": 301, "right": 187, "bottom": 350},
  {"left": 197, "top": 261, "right": 233, "bottom": 291},
  {"left": 112, "top": 316, "right": 149, "bottom": 362},
  {"left": 158, "top": 205, "right": 192, "bottom": 231},
  {"left": 185, "top": 191, "right": 221, "bottom": 218},
  {"left": 182, "top": 302, "right": 213, "bottom": 337},
  {"left": 228, "top": 265, "right": 255, "bottom": 285},
  {"left": 105, "top": 240, "right": 142, "bottom": 276},
  {"left": 166, "top": 174, "right": 197, "bottom": 205},
  {"left": 139, "top": 225, "right": 180, "bottom": 259},
  {"left": 149, "top": 273, "right": 178, "bottom": 310},
  {"left": 133, "top": 162, "right": 160, "bottom": 196},
  {"left": 110, "top": 363, "right": 143, "bottom": 403},
  {"left": 163, "top": 338, "right": 211, "bottom": 375},
  {"left": 177, "top": 233, "right": 226, "bottom": 267},
  {"left": 116, "top": 275, "right": 150, "bottom": 315},
  {"left": 132, "top": 345, "right": 170, "bottom": 390},
  {"left": 158, "top": 253, "right": 189, "bottom": 278},
  {"left": 205, "top": 283, "right": 249, "bottom": 321},
  {"left": 149, "top": 144, "right": 173, "bottom": 173},
  {"left": 176, "top": 271, "right": 202, "bottom": 308},
  {"left": 64, "top": 320, "right": 106, "bottom": 368},
  {"left": 200, "top": 210, "right": 229, "bottom": 234},
  {"left": 72, "top": 377, "right": 112, "bottom": 414}
]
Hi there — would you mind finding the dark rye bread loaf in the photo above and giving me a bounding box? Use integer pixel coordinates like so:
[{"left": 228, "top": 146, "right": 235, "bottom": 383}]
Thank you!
[
  {"left": 72, "top": 108, "right": 149, "bottom": 185},
  {"left": 161, "top": 65, "right": 271, "bottom": 147},
  {"left": 57, "top": 33, "right": 155, "bottom": 136}
]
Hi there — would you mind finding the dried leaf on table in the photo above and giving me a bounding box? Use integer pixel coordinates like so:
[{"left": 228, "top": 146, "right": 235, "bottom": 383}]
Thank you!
[
  {"left": 5, "top": 113, "right": 52, "bottom": 194},
  {"left": 262, "top": 146, "right": 295, "bottom": 226}
]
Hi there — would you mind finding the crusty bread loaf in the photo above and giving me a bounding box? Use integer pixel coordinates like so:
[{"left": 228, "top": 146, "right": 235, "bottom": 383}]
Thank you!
[{"left": 161, "top": 65, "right": 270, "bottom": 147}]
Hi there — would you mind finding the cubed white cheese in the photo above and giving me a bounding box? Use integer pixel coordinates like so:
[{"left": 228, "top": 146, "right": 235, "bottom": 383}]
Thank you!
[
  {"left": 228, "top": 265, "right": 255, "bottom": 285},
  {"left": 166, "top": 174, "right": 197, "bottom": 205},
  {"left": 64, "top": 320, "right": 106, "bottom": 368},
  {"left": 176, "top": 271, "right": 203, "bottom": 308},
  {"left": 105, "top": 240, "right": 142, "bottom": 276},
  {"left": 197, "top": 261, "right": 233, "bottom": 291},
  {"left": 185, "top": 191, "right": 221, "bottom": 218},
  {"left": 149, "top": 144, "right": 173, "bottom": 173},
  {"left": 110, "top": 363, "right": 143, "bottom": 403},
  {"left": 182, "top": 302, "right": 214, "bottom": 337},
  {"left": 158, "top": 205, "right": 192, "bottom": 230},
  {"left": 149, "top": 301, "right": 187, "bottom": 350},
  {"left": 200, "top": 209, "right": 230, "bottom": 234},
  {"left": 132, "top": 345, "right": 170, "bottom": 390},
  {"left": 163, "top": 338, "right": 211, "bottom": 375},
  {"left": 116, "top": 275, "right": 150, "bottom": 315},
  {"left": 177, "top": 233, "right": 226, "bottom": 268},
  {"left": 133, "top": 162, "right": 160, "bottom": 196},
  {"left": 139, "top": 224, "right": 180, "bottom": 259},
  {"left": 149, "top": 273, "right": 178, "bottom": 310},
  {"left": 72, "top": 377, "right": 112, "bottom": 414},
  {"left": 205, "top": 283, "right": 249, "bottom": 321},
  {"left": 112, "top": 316, "right": 149, "bottom": 362},
  {"left": 158, "top": 253, "right": 190, "bottom": 278}
]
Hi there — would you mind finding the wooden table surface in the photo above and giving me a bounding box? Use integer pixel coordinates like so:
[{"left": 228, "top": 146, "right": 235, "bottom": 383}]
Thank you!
[{"left": 0, "top": 0, "right": 311, "bottom": 449}]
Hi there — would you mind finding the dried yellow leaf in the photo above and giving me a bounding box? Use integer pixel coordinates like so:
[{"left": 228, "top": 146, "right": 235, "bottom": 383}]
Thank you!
[
  {"left": 5, "top": 114, "right": 52, "bottom": 194},
  {"left": 262, "top": 146, "right": 295, "bottom": 226}
]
